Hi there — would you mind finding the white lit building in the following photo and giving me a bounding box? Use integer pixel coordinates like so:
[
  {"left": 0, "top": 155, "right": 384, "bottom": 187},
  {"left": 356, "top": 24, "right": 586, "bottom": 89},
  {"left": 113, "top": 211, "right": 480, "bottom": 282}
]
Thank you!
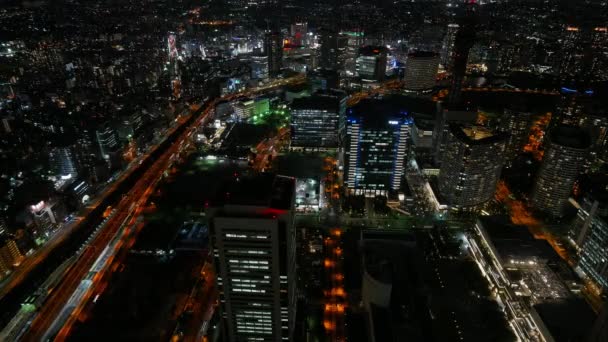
[
  {"left": 531, "top": 125, "right": 590, "bottom": 217},
  {"left": 207, "top": 174, "right": 296, "bottom": 341},
  {"left": 403, "top": 51, "right": 439, "bottom": 92}
]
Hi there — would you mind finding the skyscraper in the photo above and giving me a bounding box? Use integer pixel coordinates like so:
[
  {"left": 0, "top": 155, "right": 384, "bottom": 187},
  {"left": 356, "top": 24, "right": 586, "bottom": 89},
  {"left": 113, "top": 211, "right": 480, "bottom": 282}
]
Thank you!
[
  {"left": 441, "top": 23, "right": 459, "bottom": 68},
  {"left": 319, "top": 28, "right": 339, "bottom": 70},
  {"left": 290, "top": 95, "right": 344, "bottom": 151},
  {"left": 264, "top": 31, "right": 283, "bottom": 77},
  {"left": 590, "top": 27, "right": 608, "bottom": 81},
  {"left": 403, "top": 51, "right": 439, "bottom": 92},
  {"left": 499, "top": 107, "right": 533, "bottom": 161},
  {"left": 49, "top": 146, "right": 78, "bottom": 178},
  {"left": 447, "top": 5, "right": 477, "bottom": 106},
  {"left": 0, "top": 235, "right": 23, "bottom": 279},
  {"left": 438, "top": 124, "right": 506, "bottom": 210},
  {"left": 251, "top": 55, "right": 270, "bottom": 80},
  {"left": 95, "top": 126, "right": 119, "bottom": 160},
  {"left": 570, "top": 190, "right": 608, "bottom": 292},
  {"left": 345, "top": 100, "right": 411, "bottom": 196},
  {"left": 531, "top": 125, "right": 591, "bottom": 217},
  {"left": 558, "top": 26, "right": 585, "bottom": 79},
  {"left": 356, "top": 46, "right": 388, "bottom": 82},
  {"left": 207, "top": 173, "right": 296, "bottom": 342}
]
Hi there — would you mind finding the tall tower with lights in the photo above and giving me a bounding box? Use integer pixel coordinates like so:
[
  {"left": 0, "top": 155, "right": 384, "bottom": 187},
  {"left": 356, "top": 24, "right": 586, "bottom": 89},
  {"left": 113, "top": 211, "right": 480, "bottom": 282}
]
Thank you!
[
  {"left": 207, "top": 174, "right": 296, "bottom": 342},
  {"left": 447, "top": 1, "right": 478, "bottom": 106}
]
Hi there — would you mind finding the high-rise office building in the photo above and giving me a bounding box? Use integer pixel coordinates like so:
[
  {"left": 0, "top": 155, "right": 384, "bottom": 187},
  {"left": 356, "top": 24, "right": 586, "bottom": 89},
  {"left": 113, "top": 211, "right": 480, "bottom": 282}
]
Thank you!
[
  {"left": 447, "top": 5, "right": 477, "bottom": 106},
  {"left": 290, "top": 22, "right": 307, "bottom": 46},
  {"left": 290, "top": 95, "right": 344, "bottom": 150},
  {"left": 95, "top": 126, "right": 119, "bottom": 160},
  {"left": 49, "top": 146, "right": 78, "bottom": 178},
  {"left": 264, "top": 31, "right": 283, "bottom": 77},
  {"left": 207, "top": 173, "right": 296, "bottom": 342},
  {"left": 438, "top": 124, "right": 506, "bottom": 209},
  {"left": 590, "top": 27, "right": 608, "bottom": 81},
  {"left": 0, "top": 235, "right": 23, "bottom": 279},
  {"left": 251, "top": 55, "right": 269, "bottom": 80},
  {"left": 570, "top": 191, "right": 608, "bottom": 292},
  {"left": 356, "top": 46, "right": 388, "bottom": 82},
  {"left": 500, "top": 107, "right": 533, "bottom": 160},
  {"left": 345, "top": 100, "right": 411, "bottom": 196},
  {"left": 531, "top": 125, "right": 591, "bottom": 217},
  {"left": 403, "top": 51, "right": 439, "bottom": 92},
  {"left": 319, "top": 28, "right": 339, "bottom": 70},
  {"left": 558, "top": 26, "right": 585, "bottom": 79},
  {"left": 441, "top": 23, "right": 459, "bottom": 68}
]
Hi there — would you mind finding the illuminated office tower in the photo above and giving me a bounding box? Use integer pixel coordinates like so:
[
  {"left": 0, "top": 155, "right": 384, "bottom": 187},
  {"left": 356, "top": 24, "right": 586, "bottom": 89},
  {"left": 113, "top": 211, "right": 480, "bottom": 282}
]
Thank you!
[
  {"left": 49, "top": 146, "right": 78, "bottom": 178},
  {"left": 95, "top": 126, "right": 119, "bottom": 160},
  {"left": 499, "top": 107, "right": 533, "bottom": 160},
  {"left": 570, "top": 192, "right": 608, "bottom": 293},
  {"left": 264, "top": 31, "right": 283, "bottom": 77},
  {"left": 558, "top": 26, "right": 585, "bottom": 79},
  {"left": 531, "top": 125, "right": 591, "bottom": 217},
  {"left": 447, "top": 4, "right": 477, "bottom": 106},
  {"left": 590, "top": 27, "right": 608, "bottom": 81},
  {"left": 403, "top": 51, "right": 439, "bottom": 92},
  {"left": 438, "top": 124, "right": 506, "bottom": 210},
  {"left": 207, "top": 174, "right": 296, "bottom": 342},
  {"left": 290, "top": 95, "right": 343, "bottom": 150},
  {"left": 0, "top": 235, "right": 22, "bottom": 279},
  {"left": 356, "top": 46, "right": 388, "bottom": 82},
  {"left": 441, "top": 23, "right": 459, "bottom": 68},
  {"left": 345, "top": 100, "right": 411, "bottom": 196},
  {"left": 290, "top": 22, "right": 307, "bottom": 46},
  {"left": 251, "top": 55, "right": 269, "bottom": 80},
  {"left": 319, "top": 28, "right": 339, "bottom": 70}
]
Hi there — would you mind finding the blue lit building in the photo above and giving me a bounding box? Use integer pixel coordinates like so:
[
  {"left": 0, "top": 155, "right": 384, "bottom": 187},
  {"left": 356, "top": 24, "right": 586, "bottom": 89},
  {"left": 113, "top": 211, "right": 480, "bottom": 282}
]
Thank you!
[{"left": 345, "top": 100, "right": 411, "bottom": 196}]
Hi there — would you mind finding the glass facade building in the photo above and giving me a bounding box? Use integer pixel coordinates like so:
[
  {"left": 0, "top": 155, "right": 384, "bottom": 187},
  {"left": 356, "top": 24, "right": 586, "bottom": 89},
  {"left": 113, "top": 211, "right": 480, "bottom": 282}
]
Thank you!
[
  {"left": 355, "top": 46, "right": 387, "bottom": 82},
  {"left": 49, "top": 146, "right": 78, "bottom": 178},
  {"left": 572, "top": 197, "right": 608, "bottom": 292},
  {"left": 345, "top": 101, "right": 411, "bottom": 196},
  {"left": 290, "top": 95, "right": 344, "bottom": 150},
  {"left": 264, "top": 32, "right": 283, "bottom": 77},
  {"left": 251, "top": 55, "right": 269, "bottom": 80},
  {"left": 95, "top": 126, "right": 119, "bottom": 159}
]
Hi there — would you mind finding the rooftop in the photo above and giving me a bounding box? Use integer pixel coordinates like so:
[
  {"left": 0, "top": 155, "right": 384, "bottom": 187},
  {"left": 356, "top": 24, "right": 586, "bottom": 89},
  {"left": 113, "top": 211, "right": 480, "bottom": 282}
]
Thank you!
[
  {"left": 212, "top": 173, "right": 295, "bottom": 210},
  {"left": 408, "top": 51, "right": 439, "bottom": 58},
  {"left": 461, "top": 125, "right": 494, "bottom": 141},
  {"left": 449, "top": 123, "right": 506, "bottom": 145},
  {"left": 550, "top": 125, "right": 592, "bottom": 149},
  {"left": 358, "top": 45, "right": 388, "bottom": 56},
  {"left": 478, "top": 216, "right": 560, "bottom": 263},
  {"left": 291, "top": 95, "right": 339, "bottom": 111},
  {"left": 534, "top": 298, "right": 596, "bottom": 342}
]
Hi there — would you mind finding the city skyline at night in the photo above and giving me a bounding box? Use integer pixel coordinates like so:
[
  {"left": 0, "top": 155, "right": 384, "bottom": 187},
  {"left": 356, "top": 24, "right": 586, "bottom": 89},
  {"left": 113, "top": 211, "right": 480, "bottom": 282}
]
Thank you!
[{"left": 0, "top": 1, "right": 608, "bottom": 341}]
